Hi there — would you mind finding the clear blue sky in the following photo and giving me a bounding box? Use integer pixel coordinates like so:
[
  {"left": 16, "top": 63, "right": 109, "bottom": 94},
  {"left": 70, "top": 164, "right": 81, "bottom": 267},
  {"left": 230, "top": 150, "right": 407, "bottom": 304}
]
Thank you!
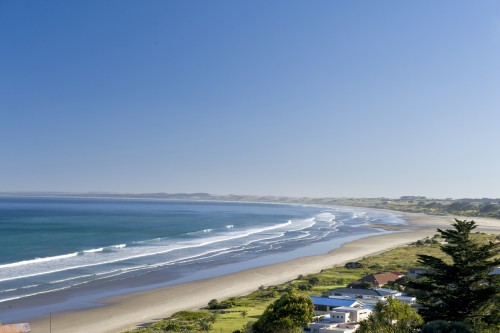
[{"left": 1, "top": 1, "right": 499, "bottom": 199}]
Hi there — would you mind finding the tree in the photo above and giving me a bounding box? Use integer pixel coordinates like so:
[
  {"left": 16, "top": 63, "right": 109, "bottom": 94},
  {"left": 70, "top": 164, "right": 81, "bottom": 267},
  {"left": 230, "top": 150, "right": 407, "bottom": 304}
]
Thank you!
[
  {"left": 297, "top": 283, "right": 312, "bottom": 291},
  {"left": 420, "top": 320, "right": 472, "bottom": 333},
  {"left": 407, "top": 219, "right": 500, "bottom": 328},
  {"left": 308, "top": 276, "right": 320, "bottom": 285},
  {"left": 252, "top": 290, "right": 314, "bottom": 333},
  {"left": 356, "top": 296, "right": 423, "bottom": 333}
]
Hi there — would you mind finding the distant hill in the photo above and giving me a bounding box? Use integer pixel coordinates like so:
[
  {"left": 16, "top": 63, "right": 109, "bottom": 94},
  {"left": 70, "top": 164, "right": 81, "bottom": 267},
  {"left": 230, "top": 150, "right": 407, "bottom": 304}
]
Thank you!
[{"left": 1, "top": 192, "right": 499, "bottom": 219}]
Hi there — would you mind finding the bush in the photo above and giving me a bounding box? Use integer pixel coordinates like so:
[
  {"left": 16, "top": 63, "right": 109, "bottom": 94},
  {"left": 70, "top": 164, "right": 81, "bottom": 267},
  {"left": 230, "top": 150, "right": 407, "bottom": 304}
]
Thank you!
[
  {"left": 298, "top": 283, "right": 312, "bottom": 291},
  {"left": 345, "top": 261, "right": 364, "bottom": 269},
  {"left": 308, "top": 276, "right": 320, "bottom": 285},
  {"left": 208, "top": 298, "right": 235, "bottom": 309}
]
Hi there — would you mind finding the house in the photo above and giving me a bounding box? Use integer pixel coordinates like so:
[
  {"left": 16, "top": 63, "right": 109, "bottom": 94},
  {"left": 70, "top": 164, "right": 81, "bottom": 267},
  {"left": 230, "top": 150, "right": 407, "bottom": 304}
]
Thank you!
[
  {"left": 0, "top": 324, "right": 31, "bottom": 333},
  {"left": 307, "top": 307, "right": 372, "bottom": 333},
  {"left": 308, "top": 322, "right": 359, "bottom": 333},
  {"left": 407, "top": 267, "right": 427, "bottom": 279},
  {"left": 356, "top": 272, "right": 403, "bottom": 288},
  {"left": 328, "top": 307, "right": 371, "bottom": 323},
  {"left": 328, "top": 287, "right": 415, "bottom": 305},
  {"left": 310, "top": 296, "right": 362, "bottom": 315},
  {"left": 328, "top": 287, "right": 400, "bottom": 303},
  {"left": 394, "top": 295, "right": 417, "bottom": 305}
]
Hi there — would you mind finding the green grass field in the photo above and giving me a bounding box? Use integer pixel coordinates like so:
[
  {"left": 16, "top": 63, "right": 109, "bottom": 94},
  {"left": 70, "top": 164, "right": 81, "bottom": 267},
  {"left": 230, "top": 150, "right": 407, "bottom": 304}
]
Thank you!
[{"left": 124, "top": 233, "right": 498, "bottom": 333}]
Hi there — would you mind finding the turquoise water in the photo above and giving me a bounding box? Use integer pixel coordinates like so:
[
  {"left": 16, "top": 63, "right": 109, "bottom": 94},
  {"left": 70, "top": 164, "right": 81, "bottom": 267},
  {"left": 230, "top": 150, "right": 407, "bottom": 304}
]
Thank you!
[{"left": 0, "top": 196, "right": 405, "bottom": 306}]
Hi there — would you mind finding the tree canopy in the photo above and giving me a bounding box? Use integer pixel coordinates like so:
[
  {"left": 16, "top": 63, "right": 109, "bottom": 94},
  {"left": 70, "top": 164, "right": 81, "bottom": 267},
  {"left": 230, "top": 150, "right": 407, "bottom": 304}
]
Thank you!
[
  {"left": 252, "top": 290, "right": 313, "bottom": 333},
  {"left": 407, "top": 219, "right": 500, "bottom": 329},
  {"left": 356, "top": 296, "right": 423, "bottom": 333}
]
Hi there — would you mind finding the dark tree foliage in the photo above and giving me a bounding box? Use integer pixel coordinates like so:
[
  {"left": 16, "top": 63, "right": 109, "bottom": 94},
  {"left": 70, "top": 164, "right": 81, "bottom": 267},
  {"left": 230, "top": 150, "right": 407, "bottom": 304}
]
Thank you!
[
  {"left": 252, "top": 290, "right": 313, "bottom": 333},
  {"left": 420, "top": 320, "right": 472, "bottom": 333},
  {"left": 407, "top": 219, "right": 500, "bottom": 328},
  {"left": 308, "top": 276, "right": 320, "bottom": 285}
]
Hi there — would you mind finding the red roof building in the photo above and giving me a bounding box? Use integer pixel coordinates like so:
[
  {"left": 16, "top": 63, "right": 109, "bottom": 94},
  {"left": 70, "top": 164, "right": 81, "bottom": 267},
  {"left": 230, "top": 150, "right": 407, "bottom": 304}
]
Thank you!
[{"left": 357, "top": 272, "right": 403, "bottom": 288}]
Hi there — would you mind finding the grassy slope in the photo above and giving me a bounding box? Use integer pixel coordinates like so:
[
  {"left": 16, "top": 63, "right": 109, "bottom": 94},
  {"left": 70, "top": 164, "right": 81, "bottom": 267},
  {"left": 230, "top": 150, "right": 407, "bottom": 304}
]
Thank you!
[{"left": 124, "top": 233, "right": 498, "bottom": 333}]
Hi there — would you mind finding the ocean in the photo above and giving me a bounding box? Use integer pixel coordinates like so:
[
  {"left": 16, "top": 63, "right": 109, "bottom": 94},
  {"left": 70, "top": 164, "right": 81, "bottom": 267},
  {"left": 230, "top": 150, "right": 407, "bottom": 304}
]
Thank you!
[{"left": 0, "top": 196, "right": 405, "bottom": 320}]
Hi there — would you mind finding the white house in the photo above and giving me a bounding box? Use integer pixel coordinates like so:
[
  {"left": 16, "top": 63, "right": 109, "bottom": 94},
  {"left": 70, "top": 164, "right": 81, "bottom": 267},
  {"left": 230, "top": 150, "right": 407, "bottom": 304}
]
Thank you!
[
  {"left": 307, "top": 307, "right": 372, "bottom": 333},
  {"left": 308, "top": 322, "right": 359, "bottom": 333},
  {"left": 328, "top": 287, "right": 401, "bottom": 304},
  {"left": 310, "top": 296, "right": 362, "bottom": 315},
  {"left": 329, "top": 307, "right": 371, "bottom": 323}
]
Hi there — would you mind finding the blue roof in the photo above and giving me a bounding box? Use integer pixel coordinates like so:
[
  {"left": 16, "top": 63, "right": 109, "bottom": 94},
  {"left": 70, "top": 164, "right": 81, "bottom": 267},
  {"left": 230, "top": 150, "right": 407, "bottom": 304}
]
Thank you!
[{"left": 310, "top": 296, "right": 358, "bottom": 307}]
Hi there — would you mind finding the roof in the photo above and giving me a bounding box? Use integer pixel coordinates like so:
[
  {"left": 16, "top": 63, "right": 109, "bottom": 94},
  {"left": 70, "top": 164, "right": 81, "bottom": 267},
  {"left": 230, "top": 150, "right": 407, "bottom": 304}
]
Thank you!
[
  {"left": 330, "top": 287, "right": 385, "bottom": 297},
  {"left": 331, "top": 306, "right": 369, "bottom": 313},
  {"left": 374, "top": 288, "right": 400, "bottom": 296},
  {"left": 490, "top": 267, "right": 500, "bottom": 275},
  {"left": 0, "top": 324, "right": 31, "bottom": 333},
  {"left": 310, "top": 296, "right": 360, "bottom": 307},
  {"left": 358, "top": 272, "right": 401, "bottom": 286}
]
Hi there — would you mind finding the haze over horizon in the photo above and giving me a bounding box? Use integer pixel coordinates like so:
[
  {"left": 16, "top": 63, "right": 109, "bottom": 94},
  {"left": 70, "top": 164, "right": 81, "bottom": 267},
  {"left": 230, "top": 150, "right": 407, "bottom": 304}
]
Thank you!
[{"left": 2, "top": 1, "right": 500, "bottom": 199}]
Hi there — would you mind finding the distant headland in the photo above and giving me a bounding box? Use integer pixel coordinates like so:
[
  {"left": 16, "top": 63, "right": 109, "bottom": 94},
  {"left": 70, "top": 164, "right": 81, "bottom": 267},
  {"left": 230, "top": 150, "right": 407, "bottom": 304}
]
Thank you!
[{"left": 1, "top": 192, "right": 499, "bottom": 219}]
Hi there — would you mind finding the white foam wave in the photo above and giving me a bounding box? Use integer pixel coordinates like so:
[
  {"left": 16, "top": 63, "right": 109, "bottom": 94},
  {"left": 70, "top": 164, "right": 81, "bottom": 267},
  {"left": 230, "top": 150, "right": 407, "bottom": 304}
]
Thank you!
[
  {"left": 0, "top": 243, "right": 131, "bottom": 272},
  {"left": 50, "top": 274, "right": 93, "bottom": 284},
  {"left": 0, "top": 252, "right": 79, "bottom": 269},
  {"left": 0, "top": 220, "right": 294, "bottom": 283},
  {"left": 83, "top": 248, "right": 104, "bottom": 254},
  {"left": 316, "top": 212, "right": 336, "bottom": 222},
  {"left": 225, "top": 225, "right": 234, "bottom": 229}
]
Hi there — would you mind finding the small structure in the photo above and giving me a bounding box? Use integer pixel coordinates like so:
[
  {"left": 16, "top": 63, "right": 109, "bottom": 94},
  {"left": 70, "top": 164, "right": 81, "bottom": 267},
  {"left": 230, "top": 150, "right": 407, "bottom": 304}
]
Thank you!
[
  {"left": 328, "top": 287, "right": 415, "bottom": 305},
  {"left": 308, "top": 307, "right": 372, "bottom": 333},
  {"left": 407, "top": 267, "right": 427, "bottom": 279},
  {"left": 394, "top": 295, "right": 417, "bottom": 305},
  {"left": 329, "top": 307, "right": 371, "bottom": 323},
  {"left": 308, "top": 322, "right": 359, "bottom": 333},
  {"left": 356, "top": 272, "right": 403, "bottom": 288},
  {"left": 0, "top": 324, "right": 31, "bottom": 333},
  {"left": 310, "top": 296, "right": 362, "bottom": 315},
  {"left": 329, "top": 287, "right": 399, "bottom": 303}
]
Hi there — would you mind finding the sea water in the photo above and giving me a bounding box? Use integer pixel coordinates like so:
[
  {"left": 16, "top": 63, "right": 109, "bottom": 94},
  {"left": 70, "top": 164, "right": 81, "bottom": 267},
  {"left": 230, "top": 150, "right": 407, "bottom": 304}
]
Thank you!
[{"left": 0, "top": 196, "right": 405, "bottom": 307}]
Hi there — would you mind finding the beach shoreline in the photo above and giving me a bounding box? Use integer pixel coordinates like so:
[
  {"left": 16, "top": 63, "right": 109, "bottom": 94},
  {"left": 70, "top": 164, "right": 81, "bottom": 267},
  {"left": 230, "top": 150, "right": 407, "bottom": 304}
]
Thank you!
[{"left": 15, "top": 213, "right": 500, "bottom": 333}]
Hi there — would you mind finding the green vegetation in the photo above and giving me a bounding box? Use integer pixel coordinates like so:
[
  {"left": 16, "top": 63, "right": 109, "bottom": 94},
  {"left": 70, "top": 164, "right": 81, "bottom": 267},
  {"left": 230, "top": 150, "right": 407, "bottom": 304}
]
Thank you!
[
  {"left": 356, "top": 297, "right": 423, "bottom": 333},
  {"left": 315, "top": 197, "right": 500, "bottom": 219},
  {"left": 127, "top": 310, "right": 217, "bottom": 333},
  {"left": 252, "top": 290, "right": 313, "bottom": 333},
  {"left": 407, "top": 219, "right": 500, "bottom": 331},
  {"left": 124, "top": 225, "right": 499, "bottom": 333},
  {"left": 124, "top": 239, "right": 447, "bottom": 333},
  {"left": 420, "top": 320, "right": 472, "bottom": 333}
]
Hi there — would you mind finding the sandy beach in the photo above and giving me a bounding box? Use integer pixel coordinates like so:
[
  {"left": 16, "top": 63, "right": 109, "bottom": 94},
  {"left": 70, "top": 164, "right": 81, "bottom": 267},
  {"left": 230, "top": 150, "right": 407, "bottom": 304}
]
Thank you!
[{"left": 21, "top": 213, "right": 500, "bottom": 333}]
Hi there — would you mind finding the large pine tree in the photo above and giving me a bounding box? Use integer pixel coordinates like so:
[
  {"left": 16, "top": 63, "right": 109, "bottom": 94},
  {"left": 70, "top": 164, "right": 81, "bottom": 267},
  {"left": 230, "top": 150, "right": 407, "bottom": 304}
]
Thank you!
[{"left": 407, "top": 219, "right": 500, "bottom": 328}]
